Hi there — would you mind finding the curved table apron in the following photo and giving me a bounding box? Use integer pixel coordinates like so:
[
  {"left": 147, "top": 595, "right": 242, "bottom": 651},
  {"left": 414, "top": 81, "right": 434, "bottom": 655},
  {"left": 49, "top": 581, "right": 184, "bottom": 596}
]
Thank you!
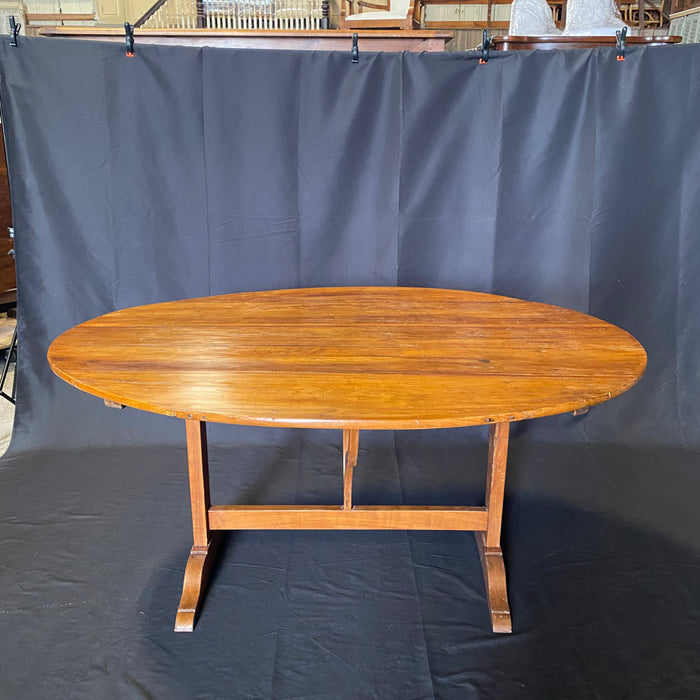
[{"left": 48, "top": 287, "right": 647, "bottom": 633}]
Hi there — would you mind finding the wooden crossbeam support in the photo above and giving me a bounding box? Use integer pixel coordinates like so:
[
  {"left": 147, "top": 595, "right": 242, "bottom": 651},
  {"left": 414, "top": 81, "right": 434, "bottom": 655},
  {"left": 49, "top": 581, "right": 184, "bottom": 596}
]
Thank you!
[{"left": 209, "top": 504, "right": 488, "bottom": 531}]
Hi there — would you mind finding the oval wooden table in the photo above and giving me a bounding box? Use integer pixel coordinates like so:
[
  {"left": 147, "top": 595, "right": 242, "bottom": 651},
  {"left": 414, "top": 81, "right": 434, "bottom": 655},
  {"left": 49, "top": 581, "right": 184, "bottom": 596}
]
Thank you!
[{"left": 48, "top": 287, "right": 647, "bottom": 633}]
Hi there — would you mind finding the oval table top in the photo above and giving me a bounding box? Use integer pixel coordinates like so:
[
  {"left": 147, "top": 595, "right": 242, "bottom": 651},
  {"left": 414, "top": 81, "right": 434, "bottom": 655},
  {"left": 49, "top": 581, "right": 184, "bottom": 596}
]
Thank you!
[{"left": 47, "top": 287, "right": 646, "bottom": 430}]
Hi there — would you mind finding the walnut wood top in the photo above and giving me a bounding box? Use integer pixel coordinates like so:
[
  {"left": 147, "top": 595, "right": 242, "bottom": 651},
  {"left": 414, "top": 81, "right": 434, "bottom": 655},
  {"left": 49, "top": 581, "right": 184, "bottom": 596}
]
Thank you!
[{"left": 47, "top": 287, "right": 646, "bottom": 430}]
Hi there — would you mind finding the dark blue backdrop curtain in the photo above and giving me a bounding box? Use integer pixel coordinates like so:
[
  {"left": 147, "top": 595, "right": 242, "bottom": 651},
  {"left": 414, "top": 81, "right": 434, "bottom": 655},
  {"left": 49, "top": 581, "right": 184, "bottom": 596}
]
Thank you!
[{"left": 0, "top": 37, "right": 698, "bottom": 699}]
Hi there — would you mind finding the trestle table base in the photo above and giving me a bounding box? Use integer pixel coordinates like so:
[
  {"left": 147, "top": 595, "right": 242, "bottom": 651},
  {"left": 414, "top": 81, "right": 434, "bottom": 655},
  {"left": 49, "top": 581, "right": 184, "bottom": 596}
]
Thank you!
[{"left": 175, "top": 420, "right": 512, "bottom": 634}]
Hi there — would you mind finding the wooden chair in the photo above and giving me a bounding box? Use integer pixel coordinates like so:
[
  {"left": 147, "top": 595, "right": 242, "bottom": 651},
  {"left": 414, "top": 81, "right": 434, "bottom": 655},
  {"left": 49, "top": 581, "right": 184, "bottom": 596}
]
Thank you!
[{"left": 339, "top": 0, "right": 417, "bottom": 29}]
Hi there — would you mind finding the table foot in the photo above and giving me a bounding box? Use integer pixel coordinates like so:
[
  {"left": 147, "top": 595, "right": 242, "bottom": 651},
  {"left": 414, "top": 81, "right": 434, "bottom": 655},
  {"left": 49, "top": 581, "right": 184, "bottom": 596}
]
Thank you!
[
  {"left": 174, "top": 534, "right": 220, "bottom": 632},
  {"left": 475, "top": 531, "right": 512, "bottom": 633}
]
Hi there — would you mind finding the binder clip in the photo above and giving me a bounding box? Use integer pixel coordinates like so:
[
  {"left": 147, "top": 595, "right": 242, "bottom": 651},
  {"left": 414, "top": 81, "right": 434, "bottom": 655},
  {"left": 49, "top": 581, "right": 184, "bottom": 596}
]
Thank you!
[
  {"left": 480, "top": 29, "right": 490, "bottom": 65},
  {"left": 125, "top": 22, "right": 135, "bottom": 57},
  {"left": 9, "top": 16, "right": 20, "bottom": 47},
  {"left": 616, "top": 26, "right": 627, "bottom": 61},
  {"left": 352, "top": 33, "right": 359, "bottom": 63}
]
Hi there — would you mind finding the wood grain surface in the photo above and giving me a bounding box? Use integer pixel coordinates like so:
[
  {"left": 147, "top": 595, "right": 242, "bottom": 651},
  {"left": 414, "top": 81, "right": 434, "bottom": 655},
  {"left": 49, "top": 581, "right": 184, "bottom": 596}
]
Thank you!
[
  {"left": 490, "top": 34, "right": 681, "bottom": 50},
  {"left": 207, "top": 504, "right": 489, "bottom": 530},
  {"left": 47, "top": 287, "right": 646, "bottom": 430},
  {"left": 38, "top": 27, "right": 453, "bottom": 52}
]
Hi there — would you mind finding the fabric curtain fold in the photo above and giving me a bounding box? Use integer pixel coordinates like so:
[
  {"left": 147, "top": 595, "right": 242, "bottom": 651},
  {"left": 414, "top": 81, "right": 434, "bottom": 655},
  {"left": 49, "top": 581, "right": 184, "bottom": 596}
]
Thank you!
[{"left": 0, "top": 38, "right": 699, "bottom": 699}]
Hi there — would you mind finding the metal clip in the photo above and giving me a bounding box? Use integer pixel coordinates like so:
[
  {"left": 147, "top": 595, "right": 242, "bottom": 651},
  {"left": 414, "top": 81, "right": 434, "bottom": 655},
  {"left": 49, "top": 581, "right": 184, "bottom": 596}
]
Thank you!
[
  {"left": 616, "top": 26, "right": 627, "bottom": 61},
  {"left": 125, "top": 22, "right": 135, "bottom": 57},
  {"left": 351, "top": 33, "right": 359, "bottom": 63},
  {"left": 480, "top": 29, "right": 490, "bottom": 65},
  {"left": 9, "top": 16, "right": 20, "bottom": 47}
]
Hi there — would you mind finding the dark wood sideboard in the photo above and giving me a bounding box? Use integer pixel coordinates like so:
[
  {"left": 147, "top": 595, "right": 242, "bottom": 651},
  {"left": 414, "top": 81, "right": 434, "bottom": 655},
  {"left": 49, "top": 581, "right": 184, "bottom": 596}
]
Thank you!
[{"left": 491, "top": 34, "right": 681, "bottom": 49}]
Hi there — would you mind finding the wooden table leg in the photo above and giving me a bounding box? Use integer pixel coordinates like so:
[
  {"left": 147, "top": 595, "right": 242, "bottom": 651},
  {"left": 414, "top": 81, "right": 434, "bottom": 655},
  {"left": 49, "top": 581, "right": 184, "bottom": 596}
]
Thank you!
[
  {"left": 343, "top": 429, "right": 359, "bottom": 510},
  {"left": 175, "top": 419, "right": 220, "bottom": 632},
  {"left": 476, "top": 421, "right": 512, "bottom": 633},
  {"left": 174, "top": 422, "right": 510, "bottom": 633}
]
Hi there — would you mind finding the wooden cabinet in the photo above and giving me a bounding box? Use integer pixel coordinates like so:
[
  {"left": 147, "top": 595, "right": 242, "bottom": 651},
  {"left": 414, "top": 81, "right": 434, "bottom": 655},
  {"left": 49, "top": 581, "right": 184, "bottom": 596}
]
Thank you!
[
  {"left": 670, "top": 4, "right": 700, "bottom": 40},
  {"left": 95, "top": 0, "right": 156, "bottom": 23},
  {"left": 0, "top": 136, "right": 15, "bottom": 295}
]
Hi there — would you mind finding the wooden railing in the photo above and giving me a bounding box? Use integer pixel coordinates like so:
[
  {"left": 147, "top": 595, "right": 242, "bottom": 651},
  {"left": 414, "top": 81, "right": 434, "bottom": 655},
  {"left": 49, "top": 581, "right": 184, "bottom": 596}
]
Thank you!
[
  {"left": 136, "top": 0, "right": 326, "bottom": 29},
  {"left": 25, "top": 12, "right": 96, "bottom": 22}
]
